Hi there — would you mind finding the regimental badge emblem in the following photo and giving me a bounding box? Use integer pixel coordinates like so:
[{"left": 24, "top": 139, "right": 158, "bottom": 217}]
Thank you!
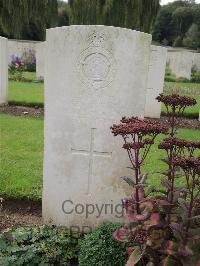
[{"left": 77, "top": 31, "right": 116, "bottom": 89}]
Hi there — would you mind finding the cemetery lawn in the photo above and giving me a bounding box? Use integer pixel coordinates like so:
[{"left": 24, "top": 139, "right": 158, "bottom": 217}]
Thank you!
[
  {"left": 0, "top": 113, "right": 199, "bottom": 200},
  {"left": 0, "top": 114, "right": 43, "bottom": 199},
  {"left": 163, "top": 81, "right": 200, "bottom": 118},
  {"left": 8, "top": 80, "right": 44, "bottom": 106},
  {"left": 23, "top": 71, "right": 36, "bottom": 81},
  {"left": 162, "top": 95, "right": 200, "bottom": 118},
  {"left": 143, "top": 127, "right": 200, "bottom": 186},
  {"left": 164, "top": 81, "right": 200, "bottom": 89}
]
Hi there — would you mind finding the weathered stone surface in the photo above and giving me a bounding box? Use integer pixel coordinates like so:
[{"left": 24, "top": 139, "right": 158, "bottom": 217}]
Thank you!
[
  {"left": 8, "top": 39, "right": 38, "bottom": 64},
  {"left": 167, "top": 50, "right": 193, "bottom": 79},
  {"left": 43, "top": 25, "right": 151, "bottom": 228},
  {"left": 0, "top": 37, "right": 8, "bottom": 105},
  {"left": 145, "top": 45, "right": 167, "bottom": 118},
  {"left": 192, "top": 52, "right": 200, "bottom": 71},
  {"left": 36, "top": 42, "right": 45, "bottom": 79}
]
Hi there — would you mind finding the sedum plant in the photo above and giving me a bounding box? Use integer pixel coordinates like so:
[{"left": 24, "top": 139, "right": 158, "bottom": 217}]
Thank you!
[
  {"left": 156, "top": 95, "right": 197, "bottom": 221},
  {"left": 111, "top": 94, "right": 200, "bottom": 266},
  {"left": 156, "top": 94, "right": 200, "bottom": 265}
]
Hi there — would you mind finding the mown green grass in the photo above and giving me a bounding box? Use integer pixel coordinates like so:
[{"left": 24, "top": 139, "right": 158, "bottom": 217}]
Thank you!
[
  {"left": 0, "top": 114, "right": 43, "bottom": 199},
  {"left": 161, "top": 94, "right": 200, "bottom": 118},
  {"left": 142, "top": 128, "right": 200, "bottom": 187},
  {"left": 163, "top": 82, "right": 200, "bottom": 118},
  {"left": 23, "top": 71, "right": 36, "bottom": 81},
  {"left": 164, "top": 81, "right": 200, "bottom": 89},
  {"left": 8, "top": 79, "right": 199, "bottom": 116},
  {"left": 0, "top": 114, "right": 199, "bottom": 200},
  {"left": 8, "top": 80, "right": 44, "bottom": 106}
]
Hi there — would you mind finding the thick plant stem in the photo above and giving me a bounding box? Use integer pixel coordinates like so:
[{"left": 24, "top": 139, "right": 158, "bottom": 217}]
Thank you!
[
  {"left": 135, "top": 158, "right": 140, "bottom": 214},
  {"left": 166, "top": 107, "right": 177, "bottom": 223},
  {"left": 184, "top": 179, "right": 195, "bottom": 246},
  {"left": 170, "top": 106, "right": 176, "bottom": 137}
]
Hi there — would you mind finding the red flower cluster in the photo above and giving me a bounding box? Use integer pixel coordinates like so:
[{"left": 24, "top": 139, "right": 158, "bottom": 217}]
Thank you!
[
  {"left": 111, "top": 101, "right": 199, "bottom": 265},
  {"left": 174, "top": 156, "right": 200, "bottom": 175},
  {"left": 158, "top": 137, "right": 200, "bottom": 152},
  {"left": 111, "top": 116, "right": 168, "bottom": 136},
  {"left": 156, "top": 94, "right": 197, "bottom": 108},
  {"left": 123, "top": 138, "right": 155, "bottom": 150},
  {"left": 123, "top": 142, "right": 143, "bottom": 150}
]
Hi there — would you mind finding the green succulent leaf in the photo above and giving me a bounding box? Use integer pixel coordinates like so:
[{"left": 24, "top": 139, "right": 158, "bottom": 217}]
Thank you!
[
  {"left": 160, "top": 157, "right": 170, "bottom": 165},
  {"left": 161, "top": 179, "right": 172, "bottom": 189},
  {"left": 160, "top": 255, "right": 183, "bottom": 266},
  {"left": 139, "top": 173, "right": 148, "bottom": 184},
  {"left": 174, "top": 172, "right": 184, "bottom": 178},
  {"left": 126, "top": 246, "right": 144, "bottom": 266},
  {"left": 157, "top": 171, "right": 170, "bottom": 177},
  {"left": 121, "top": 176, "right": 135, "bottom": 186},
  {"left": 178, "top": 198, "right": 189, "bottom": 211}
]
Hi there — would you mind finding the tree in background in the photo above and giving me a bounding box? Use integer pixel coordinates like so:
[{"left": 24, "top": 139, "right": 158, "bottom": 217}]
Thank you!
[
  {"left": 1, "top": 0, "right": 199, "bottom": 47},
  {"left": 68, "top": 0, "right": 160, "bottom": 33},
  {"left": 68, "top": 0, "right": 106, "bottom": 25},
  {"left": 0, "top": 0, "right": 58, "bottom": 40},
  {"left": 152, "top": 0, "right": 200, "bottom": 49},
  {"left": 138, "top": 0, "right": 160, "bottom": 32},
  {"left": 57, "top": 0, "right": 70, "bottom": 27},
  {"left": 183, "top": 23, "right": 200, "bottom": 49},
  {"left": 0, "top": 0, "right": 161, "bottom": 40}
]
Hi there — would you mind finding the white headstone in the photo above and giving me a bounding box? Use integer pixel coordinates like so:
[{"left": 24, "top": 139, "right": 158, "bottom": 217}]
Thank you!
[
  {"left": 0, "top": 37, "right": 8, "bottom": 105},
  {"left": 8, "top": 39, "right": 38, "bottom": 64},
  {"left": 36, "top": 42, "right": 45, "bottom": 80},
  {"left": 145, "top": 45, "right": 167, "bottom": 118},
  {"left": 192, "top": 53, "right": 200, "bottom": 71},
  {"left": 43, "top": 25, "right": 151, "bottom": 228},
  {"left": 167, "top": 50, "right": 193, "bottom": 79}
]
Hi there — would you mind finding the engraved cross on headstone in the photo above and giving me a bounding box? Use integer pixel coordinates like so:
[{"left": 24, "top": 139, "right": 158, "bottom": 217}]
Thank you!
[{"left": 71, "top": 128, "right": 112, "bottom": 194}]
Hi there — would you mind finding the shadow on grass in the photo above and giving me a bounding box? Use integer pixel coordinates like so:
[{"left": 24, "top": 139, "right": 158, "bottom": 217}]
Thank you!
[
  {"left": 8, "top": 101, "right": 44, "bottom": 108},
  {"left": 161, "top": 111, "right": 199, "bottom": 119}
]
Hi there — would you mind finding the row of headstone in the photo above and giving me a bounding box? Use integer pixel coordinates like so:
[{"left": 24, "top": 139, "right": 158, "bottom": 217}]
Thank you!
[
  {"left": 0, "top": 36, "right": 8, "bottom": 105},
  {"left": 37, "top": 45, "right": 200, "bottom": 83},
  {"left": 0, "top": 38, "right": 44, "bottom": 104},
  {"left": 7, "top": 40, "right": 200, "bottom": 84},
  {"left": 193, "top": 53, "right": 200, "bottom": 71},
  {"left": 42, "top": 25, "right": 166, "bottom": 227},
  {"left": 8, "top": 39, "right": 38, "bottom": 65},
  {"left": 1, "top": 30, "right": 168, "bottom": 118},
  {"left": 145, "top": 45, "right": 167, "bottom": 118},
  {"left": 36, "top": 42, "right": 45, "bottom": 80},
  {"left": 7, "top": 39, "right": 43, "bottom": 80},
  {"left": 167, "top": 49, "right": 200, "bottom": 79},
  {"left": 35, "top": 43, "right": 168, "bottom": 119}
]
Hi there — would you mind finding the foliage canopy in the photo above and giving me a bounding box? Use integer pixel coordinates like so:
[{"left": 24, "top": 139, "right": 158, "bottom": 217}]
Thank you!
[
  {"left": 0, "top": 0, "right": 58, "bottom": 40},
  {"left": 152, "top": 0, "right": 200, "bottom": 49}
]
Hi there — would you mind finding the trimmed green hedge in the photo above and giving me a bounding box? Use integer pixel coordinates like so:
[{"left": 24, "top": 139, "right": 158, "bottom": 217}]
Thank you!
[{"left": 79, "top": 223, "right": 129, "bottom": 266}]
